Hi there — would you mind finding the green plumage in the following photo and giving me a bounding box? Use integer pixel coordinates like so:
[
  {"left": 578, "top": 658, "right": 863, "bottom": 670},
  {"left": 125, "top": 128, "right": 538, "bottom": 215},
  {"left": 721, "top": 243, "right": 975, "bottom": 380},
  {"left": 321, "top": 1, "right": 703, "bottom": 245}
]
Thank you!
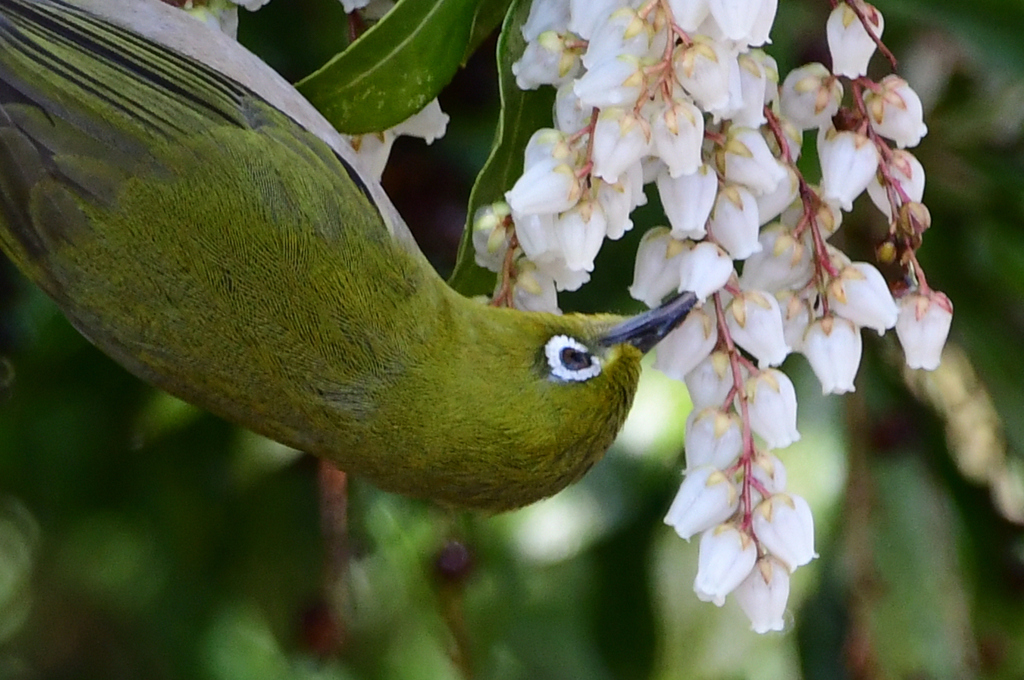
[{"left": 0, "top": 0, "right": 690, "bottom": 511}]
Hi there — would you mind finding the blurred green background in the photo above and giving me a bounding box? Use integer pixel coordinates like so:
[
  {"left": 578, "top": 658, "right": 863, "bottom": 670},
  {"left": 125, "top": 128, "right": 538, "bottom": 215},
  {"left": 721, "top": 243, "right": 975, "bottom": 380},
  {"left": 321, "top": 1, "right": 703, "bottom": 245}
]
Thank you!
[{"left": 2, "top": 0, "right": 1024, "bottom": 678}]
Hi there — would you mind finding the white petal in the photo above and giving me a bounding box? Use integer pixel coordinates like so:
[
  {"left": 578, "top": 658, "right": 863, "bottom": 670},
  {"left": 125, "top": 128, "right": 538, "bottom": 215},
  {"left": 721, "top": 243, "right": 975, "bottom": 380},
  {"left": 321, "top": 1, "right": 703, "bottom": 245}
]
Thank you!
[
  {"left": 827, "top": 262, "right": 898, "bottom": 334},
  {"left": 864, "top": 75, "right": 928, "bottom": 148},
  {"left": 818, "top": 127, "right": 879, "bottom": 211},
  {"left": 867, "top": 149, "right": 925, "bottom": 218},
  {"left": 629, "top": 227, "right": 687, "bottom": 307},
  {"left": 685, "top": 350, "right": 737, "bottom": 410},
  {"left": 684, "top": 407, "right": 743, "bottom": 470},
  {"left": 779, "top": 62, "right": 842, "bottom": 131},
  {"left": 651, "top": 97, "right": 706, "bottom": 178},
  {"left": 708, "top": 184, "right": 762, "bottom": 260},
  {"left": 592, "top": 109, "right": 652, "bottom": 183},
  {"left": 739, "top": 225, "right": 812, "bottom": 292},
  {"left": 678, "top": 241, "right": 735, "bottom": 301}
]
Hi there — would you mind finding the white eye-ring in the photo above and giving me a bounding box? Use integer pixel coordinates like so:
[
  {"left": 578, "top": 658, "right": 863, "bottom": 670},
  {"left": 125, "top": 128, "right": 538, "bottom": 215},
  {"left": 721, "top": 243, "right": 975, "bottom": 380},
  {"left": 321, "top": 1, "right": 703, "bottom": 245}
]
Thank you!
[{"left": 545, "top": 335, "right": 602, "bottom": 383}]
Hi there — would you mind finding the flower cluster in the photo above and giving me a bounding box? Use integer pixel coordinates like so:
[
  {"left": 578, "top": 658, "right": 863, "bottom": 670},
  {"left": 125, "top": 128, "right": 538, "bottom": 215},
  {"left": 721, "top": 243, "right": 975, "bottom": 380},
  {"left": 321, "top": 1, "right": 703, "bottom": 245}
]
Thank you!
[{"left": 473, "top": 0, "right": 952, "bottom": 632}]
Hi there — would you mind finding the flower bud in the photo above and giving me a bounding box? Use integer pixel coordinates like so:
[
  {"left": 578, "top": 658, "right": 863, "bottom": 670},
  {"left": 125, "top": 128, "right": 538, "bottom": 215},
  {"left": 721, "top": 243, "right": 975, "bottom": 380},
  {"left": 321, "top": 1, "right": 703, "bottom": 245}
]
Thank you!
[
  {"left": 512, "top": 263, "right": 560, "bottom": 314},
  {"left": 664, "top": 466, "right": 740, "bottom": 541},
  {"left": 694, "top": 524, "right": 758, "bottom": 606},
  {"left": 752, "top": 493, "right": 817, "bottom": 570},
  {"left": 555, "top": 200, "right": 608, "bottom": 272},
  {"left": 745, "top": 369, "right": 800, "bottom": 448},
  {"left": 895, "top": 291, "right": 953, "bottom": 370},
  {"left": 754, "top": 165, "right": 800, "bottom": 226},
  {"left": 801, "top": 315, "right": 862, "bottom": 394},
  {"left": 658, "top": 164, "right": 718, "bottom": 239},
  {"left": 735, "top": 557, "right": 790, "bottom": 634},
  {"left": 684, "top": 407, "right": 743, "bottom": 470}
]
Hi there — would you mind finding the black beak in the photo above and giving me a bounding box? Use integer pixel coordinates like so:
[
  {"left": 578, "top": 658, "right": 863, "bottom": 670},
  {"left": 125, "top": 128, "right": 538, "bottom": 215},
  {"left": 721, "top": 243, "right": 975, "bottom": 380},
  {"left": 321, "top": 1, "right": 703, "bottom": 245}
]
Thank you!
[{"left": 598, "top": 291, "right": 698, "bottom": 354}]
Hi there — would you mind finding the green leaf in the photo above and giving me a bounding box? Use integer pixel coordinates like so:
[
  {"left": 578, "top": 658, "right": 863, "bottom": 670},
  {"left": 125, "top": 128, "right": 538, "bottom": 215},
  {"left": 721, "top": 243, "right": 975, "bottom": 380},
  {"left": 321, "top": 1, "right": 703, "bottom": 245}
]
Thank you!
[
  {"left": 447, "top": 0, "right": 555, "bottom": 297},
  {"left": 295, "top": 0, "right": 481, "bottom": 134},
  {"left": 463, "top": 0, "right": 514, "bottom": 62}
]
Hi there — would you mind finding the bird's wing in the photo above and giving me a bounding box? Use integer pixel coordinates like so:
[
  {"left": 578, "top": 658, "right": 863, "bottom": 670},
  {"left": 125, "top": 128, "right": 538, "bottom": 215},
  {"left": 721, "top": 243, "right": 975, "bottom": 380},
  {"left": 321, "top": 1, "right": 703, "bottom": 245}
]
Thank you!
[{"left": 0, "top": 0, "right": 421, "bottom": 264}]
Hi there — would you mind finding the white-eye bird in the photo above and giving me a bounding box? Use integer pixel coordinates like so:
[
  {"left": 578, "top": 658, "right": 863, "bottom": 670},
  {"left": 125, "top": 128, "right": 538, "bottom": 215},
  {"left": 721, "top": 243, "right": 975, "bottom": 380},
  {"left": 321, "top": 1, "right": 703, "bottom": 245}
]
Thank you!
[{"left": 0, "top": 0, "right": 697, "bottom": 510}]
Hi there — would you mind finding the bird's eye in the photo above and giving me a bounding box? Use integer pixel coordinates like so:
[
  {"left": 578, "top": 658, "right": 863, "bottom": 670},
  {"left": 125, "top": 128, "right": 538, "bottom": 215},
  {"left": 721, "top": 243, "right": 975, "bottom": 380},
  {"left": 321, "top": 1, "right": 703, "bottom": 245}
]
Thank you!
[{"left": 545, "top": 335, "right": 602, "bottom": 383}]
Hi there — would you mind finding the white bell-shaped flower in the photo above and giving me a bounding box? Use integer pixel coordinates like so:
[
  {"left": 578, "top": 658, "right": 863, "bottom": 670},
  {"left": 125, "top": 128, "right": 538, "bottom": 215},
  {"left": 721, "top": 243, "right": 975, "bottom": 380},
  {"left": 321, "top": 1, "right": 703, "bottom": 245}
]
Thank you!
[
  {"left": 708, "top": 185, "right": 762, "bottom": 260},
  {"left": 583, "top": 6, "right": 653, "bottom": 68},
  {"left": 826, "top": 1, "right": 884, "bottom": 78},
  {"left": 895, "top": 291, "right": 953, "bottom": 370},
  {"left": 779, "top": 62, "right": 842, "bottom": 131},
  {"left": 651, "top": 96, "right": 705, "bottom": 178},
  {"left": 512, "top": 262, "right": 561, "bottom": 314},
  {"left": 707, "top": 0, "right": 766, "bottom": 43},
  {"left": 801, "top": 315, "right": 862, "bottom": 394},
  {"left": 629, "top": 227, "right": 687, "bottom": 307},
  {"left": 725, "top": 290, "right": 791, "bottom": 367},
  {"left": 777, "top": 290, "right": 812, "bottom": 353},
  {"left": 596, "top": 178, "right": 635, "bottom": 240},
  {"left": 506, "top": 158, "right": 581, "bottom": 215},
  {"left": 739, "top": 225, "right": 812, "bottom": 292},
  {"left": 664, "top": 466, "right": 740, "bottom": 541},
  {"left": 574, "top": 54, "right": 645, "bottom": 109},
  {"left": 684, "top": 407, "right": 743, "bottom": 470},
  {"left": 745, "top": 369, "right": 800, "bottom": 448},
  {"left": 521, "top": 0, "right": 570, "bottom": 40},
  {"left": 867, "top": 149, "right": 925, "bottom": 218},
  {"left": 513, "top": 31, "right": 581, "bottom": 89},
  {"left": 685, "top": 350, "right": 737, "bottom": 410},
  {"left": 668, "top": 0, "right": 710, "bottom": 32},
  {"left": 391, "top": 97, "right": 450, "bottom": 143},
  {"left": 555, "top": 200, "right": 608, "bottom": 272},
  {"left": 828, "top": 262, "right": 898, "bottom": 334},
  {"left": 707, "top": 52, "right": 746, "bottom": 123},
  {"left": 694, "top": 524, "right": 758, "bottom": 606},
  {"left": 653, "top": 306, "right": 718, "bottom": 380},
  {"left": 723, "top": 128, "right": 788, "bottom": 197},
  {"left": 752, "top": 493, "right": 817, "bottom": 570},
  {"left": 818, "top": 127, "right": 879, "bottom": 211},
  {"left": 658, "top": 164, "right": 718, "bottom": 239},
  {"left": 674, "top": 36, "right": 736, "bottom": 112},
  {"left": 678, "top": 241, "right": 735, "bottom": 301},
  {"left": 592, "top": 108, "right": 651, "bottom": 183},
  {"left": 864, "top": 75, "right": 928, "bottom": 149},
  {"left": 735, "top": 557, "right": 790, "bottom": 634}
]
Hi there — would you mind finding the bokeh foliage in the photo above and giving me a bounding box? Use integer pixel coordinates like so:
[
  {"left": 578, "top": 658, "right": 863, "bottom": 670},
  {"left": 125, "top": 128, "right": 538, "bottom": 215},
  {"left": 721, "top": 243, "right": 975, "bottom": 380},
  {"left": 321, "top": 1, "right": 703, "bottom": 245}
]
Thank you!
[{"left": 1, "top": 0, "right": 1024, "bottom": 678}]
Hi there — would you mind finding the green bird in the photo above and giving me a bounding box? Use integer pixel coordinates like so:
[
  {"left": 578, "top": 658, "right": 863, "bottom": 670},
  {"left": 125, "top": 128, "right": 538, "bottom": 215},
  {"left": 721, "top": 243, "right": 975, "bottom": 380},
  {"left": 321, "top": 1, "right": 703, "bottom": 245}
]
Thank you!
[{"left": 0, "top": 0, "right": 696, "bottom": 511}]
